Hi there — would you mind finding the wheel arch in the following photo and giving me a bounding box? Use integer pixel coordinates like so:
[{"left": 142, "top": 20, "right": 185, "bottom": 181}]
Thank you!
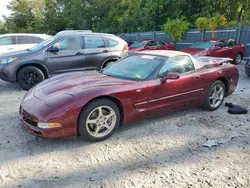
[
  {"left": 102, "top": 57, "right": 119, "bottom": 68},
  {"left": 16, "top": 63, "right": 49, "bottom": 81},
  {"left": 77, "top": 95, "right": 124, "bottom": 135},
  {"left": 217, "top": 77, "right": 229, "bottom": 96}
]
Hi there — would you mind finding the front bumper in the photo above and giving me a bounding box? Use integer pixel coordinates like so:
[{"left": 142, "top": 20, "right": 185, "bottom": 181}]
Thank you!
[
  {"left": 0, "top": 64, "right": 16, "bottom": 82},
  {"left": 245, "top": 62, "right": 250, "bottom": 76},
  {"left": 19, "top": 94, "right": 77, "bottom": 138}
]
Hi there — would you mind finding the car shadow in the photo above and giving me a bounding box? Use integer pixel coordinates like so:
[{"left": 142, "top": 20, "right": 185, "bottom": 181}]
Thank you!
[{"left": 0, "top": 80, "right": 22, "bottom": 93}]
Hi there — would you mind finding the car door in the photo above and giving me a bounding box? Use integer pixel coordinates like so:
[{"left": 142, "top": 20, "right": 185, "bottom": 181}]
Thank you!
[
  {"left": 46, "top": 36, "right": 86, "bottom": 74},
  {"left": 81, "top": 35, "right": 108, "bottom": 69},
  {"left": 144, "top": 40, "right": 155, "bottom": 50},
  {"left": 154, "top": 40, "right": 167, "bottom": 50},
  {"left": 0, "top": 36, "right": 17, "bottom": 54},
  {"left": 211, "top": 40, "right": 231, "bottom": 58},
  {"left": 227, "top": 39, "right": 239, "bottom": 59},
  {"left": 146, "top": 55, "right": 204, "bottom": 118}
]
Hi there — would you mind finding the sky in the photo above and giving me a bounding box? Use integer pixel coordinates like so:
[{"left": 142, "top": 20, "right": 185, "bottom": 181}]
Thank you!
[{"left": 0, "top": 0, "right": 11, "bottom": 21}]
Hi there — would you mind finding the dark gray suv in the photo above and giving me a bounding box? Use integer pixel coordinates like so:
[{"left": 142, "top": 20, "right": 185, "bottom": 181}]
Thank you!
[{"left": 0, "top": 31, "right": 128, "bottom": 90}]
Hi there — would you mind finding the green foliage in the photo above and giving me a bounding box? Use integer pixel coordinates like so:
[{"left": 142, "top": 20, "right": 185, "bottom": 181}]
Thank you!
[
  {"left": 0, "top": 0, "right": 250, "bottom": 35},
  {"left": 195, "top": 14, "right": 227, "bottom": 37},
  {"left": 195, "top": 17, "right": 209, "bottom": 31},
  {"left": 163, "top": 18, "right": 190, "bottom": 42}
]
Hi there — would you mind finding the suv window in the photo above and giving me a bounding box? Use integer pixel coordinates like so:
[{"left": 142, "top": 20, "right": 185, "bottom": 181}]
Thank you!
[
  {"left": 33, "top": 37, "right": 44, "bottom": 43},
  {"left": 84, "top": 36, "right": 105, "bottom": 49},
  {"left": 17, "top": 36, "right": 34, "bottom": 44},
  {"left": 155, "top": 40, "right": 165, "bottom": 46},
  {"left": 53, "top": 36, "right": 82, "bottom": 51},
  {"left": 104, "top": 38, "right": 118, "bottom": 47},
  {"left": 0, "top": 36, "right": 16, "bottom": 45},
  {"left": 159, "top": 55, "right": 195, "bottom": 75}
]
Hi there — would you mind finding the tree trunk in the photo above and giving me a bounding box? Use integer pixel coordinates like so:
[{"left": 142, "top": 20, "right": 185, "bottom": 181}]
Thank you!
[
  {"left": 237, "top": 5, "right": 245, "bottom": 22},
  {"left": 211, "top": 30, "right": 215, "bottom": 38}
]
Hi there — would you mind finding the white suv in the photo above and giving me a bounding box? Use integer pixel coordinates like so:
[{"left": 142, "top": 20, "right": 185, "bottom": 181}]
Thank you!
[{"left": 0, "top": 33, "right": 51, "bottom": 55}]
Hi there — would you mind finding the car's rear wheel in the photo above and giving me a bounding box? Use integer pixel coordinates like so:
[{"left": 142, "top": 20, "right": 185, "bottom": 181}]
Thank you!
[
  {"left": 235, "top": 53, "right": 243, "bottom": 65},
  {"left": 204, "top": 80, "right": 225, "bottom": 111},
  {"left": 78, "top": 99, "right": 121, "bottom": 142},
  {"left": 17, "top": 66, "right": 45, "bottom": 90}
]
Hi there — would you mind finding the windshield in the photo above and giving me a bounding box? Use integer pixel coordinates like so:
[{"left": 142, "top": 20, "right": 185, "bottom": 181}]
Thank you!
[
  {"left": 30, "top": 36, "right": 58, "bottom": 51},
  {"left": 190, "top": 41, "right": 215, "bottom": 49},
  {"left": 130, "top": 41, "right": 147, "bottom": 48},
  {"left": 102, "top": 55, "right": 168, "bottom": 80}
]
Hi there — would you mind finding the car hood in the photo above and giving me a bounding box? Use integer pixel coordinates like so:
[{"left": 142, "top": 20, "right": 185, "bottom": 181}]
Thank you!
[
  {"left": 0, "top": 50, "right": 31, "bottom": 59},
  {"left": 181, "top": 48, "right": 207, "bottom": 55},
  {"left": 34, "top": 71, "right": 134, "bottom": 101}
]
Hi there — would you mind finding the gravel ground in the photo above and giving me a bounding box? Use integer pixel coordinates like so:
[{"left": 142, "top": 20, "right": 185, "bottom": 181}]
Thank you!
[{"left": 0, "top": 64, "right": 249, "bottom": 188}]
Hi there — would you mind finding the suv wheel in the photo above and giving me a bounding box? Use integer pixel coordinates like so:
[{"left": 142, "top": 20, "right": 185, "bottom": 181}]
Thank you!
[{"left": 17, "top": 66, "right": 45, "bottom": 90}]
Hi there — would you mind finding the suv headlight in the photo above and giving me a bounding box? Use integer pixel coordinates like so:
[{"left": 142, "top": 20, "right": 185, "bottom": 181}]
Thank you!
[{"left": 0, "top": 57, "right": 18, "bottom": 64}]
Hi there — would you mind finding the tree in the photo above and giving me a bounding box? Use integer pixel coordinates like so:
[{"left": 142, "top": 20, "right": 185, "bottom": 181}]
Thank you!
[
  {"left": 207, "top": 15, "right": 227, "bottom": 38},
  {"left": 163, "top": 18, "right": 190, "bottom": 43}
]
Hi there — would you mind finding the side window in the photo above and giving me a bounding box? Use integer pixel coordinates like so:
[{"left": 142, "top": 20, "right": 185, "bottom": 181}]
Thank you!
[
  {"left": 159, "top": 55, "right": 195, "bottom": 76},
  {"left": 104, "top": 38, "right": 118, "bottom": 47},
  {"left": 84, "top": 36, "right": 105, "bottom": 49},
  {"left": 155, "top": 40, "right": 165, "bottom": 46},
  {"left": 147, "top": 41, "right": 155, "bottom": 46},
  {"left": 33, "top": 37, "right": 44, "bottom": 43},
  {"left": 227, "top": 39, "right": 236, "bottom": 47},
  {"left": 0, "top": 36, "right": 16, "bottom": 45},
  {"left": 17, "top": 36, "right": 34, "bottom": 44},
  {"left": 216, "top": 40, "right": 227, "bottom": 48},
  {"left": 53, "top": 37, "right": 82, "bottom": 51}
]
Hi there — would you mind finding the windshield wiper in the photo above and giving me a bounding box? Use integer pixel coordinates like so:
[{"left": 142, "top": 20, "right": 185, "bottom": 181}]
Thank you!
[{"left": 25, "top": 49, "right": 31, "bottom": 51}]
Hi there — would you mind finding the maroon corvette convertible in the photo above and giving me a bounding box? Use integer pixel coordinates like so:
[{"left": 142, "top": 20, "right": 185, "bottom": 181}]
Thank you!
[{"left": 19, "top": 51, "right": 239, "bottom": 141}]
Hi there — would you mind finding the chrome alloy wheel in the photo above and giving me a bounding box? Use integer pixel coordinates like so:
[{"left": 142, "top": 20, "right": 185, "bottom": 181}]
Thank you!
[
  {"left": 235, "top": 53, "right": 242, "bottom": 64},
  {"left": 86, "top": 106, "right": 117, "bottom": 138},
  {"left": 209, "top": 84, "right": 224, "bottom": 108}
]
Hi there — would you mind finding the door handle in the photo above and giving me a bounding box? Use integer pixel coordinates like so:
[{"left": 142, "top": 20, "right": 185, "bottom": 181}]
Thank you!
[
  {"left": 103, "top": 50, "right": 109, "bottom": 53},
  {"left": 75, "top": 52, "right": 84, "bottom": 55},
  {"left": 193, "top": 74, "right": 200, "bottom": 79}
]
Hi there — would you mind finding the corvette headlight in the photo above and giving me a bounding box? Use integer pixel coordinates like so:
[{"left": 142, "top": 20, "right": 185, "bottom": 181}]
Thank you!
[
  {"left": 0, "top": 57, "right": 18, "bottom": 64},
  {"left": 45, "top": 94, "right": 74, "bottom": 108}
]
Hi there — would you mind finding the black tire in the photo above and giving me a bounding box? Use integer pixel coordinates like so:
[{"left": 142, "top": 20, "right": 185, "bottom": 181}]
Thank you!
[
  {"left": 78, "top": 99, "right": 121, "bottom": 142},
  {"left": 203, "top": 80, "right": 226, "bottom": 111},
  {"left": 17, "top": 66, "right": 45, "bottom": 90},
  {"left": 234, "top": 53, "right": 243, "bottom": 65}
]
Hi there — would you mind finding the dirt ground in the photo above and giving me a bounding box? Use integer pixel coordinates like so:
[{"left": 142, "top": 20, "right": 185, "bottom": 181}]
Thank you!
[{"left": 0, "top": 64, "right": 249, "bottom": 188}]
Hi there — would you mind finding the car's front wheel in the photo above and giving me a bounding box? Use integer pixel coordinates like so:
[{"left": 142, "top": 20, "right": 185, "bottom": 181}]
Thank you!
[
  {"left": 204, "top": 80, "right": 225, "bottom": 111},
  {"left": 78, "top": 99, "right": 121, "bottom": 142},
  {"left": 17, "top": 66, "right": 45, "bottom": 90},
  {"left": 235, "top": 53, "right": 243, "bottom": 65}
]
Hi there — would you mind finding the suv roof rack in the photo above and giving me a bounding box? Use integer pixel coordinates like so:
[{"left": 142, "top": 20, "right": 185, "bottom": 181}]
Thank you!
[{"left": 56, "top": 30, "right": 93, "bottom": 36}]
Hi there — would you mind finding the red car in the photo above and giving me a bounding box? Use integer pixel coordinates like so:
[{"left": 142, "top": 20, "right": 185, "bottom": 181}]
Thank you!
[
  {"left": 129, "top": 40, "right": 176, "bottom": 53},
  {"left": 19, "top": 51, "right": 238, "bottom": 142},
  {"left": 181, "top": 38, "right": 245, "bottom": 64}
]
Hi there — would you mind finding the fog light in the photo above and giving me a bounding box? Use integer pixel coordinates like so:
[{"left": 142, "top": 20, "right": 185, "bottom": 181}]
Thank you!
[{"left": 38, "top": 123, "right": 62, "bottom": 129}]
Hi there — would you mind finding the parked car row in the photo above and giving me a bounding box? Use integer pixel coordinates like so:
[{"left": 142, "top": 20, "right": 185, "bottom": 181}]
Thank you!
[
  {"left": 0, "top": 30, "right": 245, "bottom": 142},
  {"left": 0, "top": 31, "right": 128, "bottom": 90}
]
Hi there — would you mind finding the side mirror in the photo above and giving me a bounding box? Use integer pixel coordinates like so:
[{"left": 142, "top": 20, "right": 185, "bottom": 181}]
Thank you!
[
  {"left": 49, "top": 46, "right": 59, "bottom": 53},
  {"left": 160, "top": 72, "right": 180, "bottom": 82},
  {"left": 144, "top": 45, "right": 150, "bottom": 49}
]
